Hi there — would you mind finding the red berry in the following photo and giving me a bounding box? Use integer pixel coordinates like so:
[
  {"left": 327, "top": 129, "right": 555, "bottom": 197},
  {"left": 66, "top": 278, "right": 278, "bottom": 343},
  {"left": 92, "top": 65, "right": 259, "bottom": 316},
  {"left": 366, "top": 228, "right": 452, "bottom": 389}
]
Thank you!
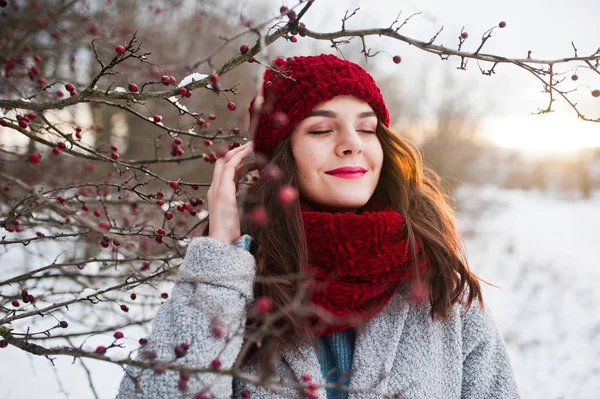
[
  {"left": 208, "top": 114, "right": 216, "bottom": 120},
  {"left": 95, "top": 346, "right": 107, "bottom": 354},
  {"left": 169, "top": 181, "right": 180, "bottom": 189},
  {"left": 99, "top": 221, "right": 110, "bottom": 229},
  {"left": 393, "top": 55, "right": 402, "bottom": 64},
  {"left": 499, "top": 21, "right": 507, "bottom": 28},
  {"left": 59, "top": 321, "right": 68, "bottom": 328},
  {"left": 164, "top": 212, "right": 174, "bottom": 220},
  {"left": 210, "top": 318, "right": 226, "bottom": 339},
  {"left": 128, "top": 83, "right": 138, "bottom": 92},
  {"left": 262, "top": 165, "right": 282, "bottom": 182},
  {"left": 114, "top": 331, "right": 124, "bottom": 339},
  {"left": 120, "top": 304, "right": 129, "bottom": 312},
  {"left": 279, "top": 6, "right": 288, "bottom": 14},
  {"left": 272, "top": 112, "right": 289, "bottom": 128},
  {"left": 65, "top": 83, "right": 74, "bottom": 92},
  {"left": 0, "top": 340, "right": 7, "bottom": 349},
  {"left": 290, "top": 36, "right": 297, "bottom": 43},
  {"left": 255, "top": 296, "right": 272, "bottom": 314},
  {"left": 204, "top": 139, "right": 213, "bottom": 146},
  {"left": 115, "top": 45, "right": 125, "bottom": 55},
  {"left": 302, "top": 373, "right": 312, "bottom": 381},
  {"left": 240, "top": 389, "right": 251, "bottom": 398},
  {"left": 18, "top": 119, "right": 28, "bottom": 128},
  {"left": 161, "top": 75, "right": 170, "bottom": 85},
  {"left": 139, "top": 337, "right": 148, "bottom": 345},
  {"left": 211, "top": 358, "right": 221, "bottom": 369},
  {"left": 174, "top": 345, "right": 187, "bottom": 358},
  {"left": 52, "top": 147, "right": 60, "bottom": 155},
  {"left": 179, "top": 87, "right": 189, "bottom": 97},
  {"left": 227, "top": 102, "right": 237, "bottom": 111},
  {"left": 157, "top": 228, "right": 165, "bottom": 235},
  {"left": 161, "top": 292, "right": 169, "bottom": 299},
  {"left": 57, "top": 90, "right": 64, "bottom": 97},
  {"left": 111, "top": 152, "right": 119, "bottom": 160},
  {"left": 11, "top": 300, "right": 20, "bottom": 307},
  {"left": 28, "top": 152, "right": 42, "bottom": 164},
  {"left": 156, "top": 200, "right": 164, "bottom": 206},
  {"left": 153, "top": 115, "right": 162, "bottom": 123},
  {"left": 461, "top": 32, "right": 468, "bottom": 39},
  {"left": 0, "top": 119, "right": 8, "bottom": 126},
  {"left": 240, "top": 44, "right": 249, "bottom": 54},
  {"left": 278, "top": 186, "right": 298, "bottom": 206},
  {"left": 194, "top": 393, "right": 208, "bottom": 399}
]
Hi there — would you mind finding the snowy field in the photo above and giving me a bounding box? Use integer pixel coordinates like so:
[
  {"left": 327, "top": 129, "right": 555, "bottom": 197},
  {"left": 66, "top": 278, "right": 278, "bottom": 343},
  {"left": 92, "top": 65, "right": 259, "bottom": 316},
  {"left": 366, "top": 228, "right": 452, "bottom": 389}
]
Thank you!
[{"left": 1, "top": 185, "right": 598, "bottom": 398}]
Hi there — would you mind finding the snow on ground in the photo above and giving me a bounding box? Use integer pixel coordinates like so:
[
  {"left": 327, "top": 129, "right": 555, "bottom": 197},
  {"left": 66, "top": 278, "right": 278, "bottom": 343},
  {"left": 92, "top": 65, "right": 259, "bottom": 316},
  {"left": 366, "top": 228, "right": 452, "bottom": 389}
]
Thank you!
[
  {"left": 456, "top": 185, "right": 600, "bottom": 399},
  {"left": 1, "top": 186, "right": 599, "bottom": 398}
]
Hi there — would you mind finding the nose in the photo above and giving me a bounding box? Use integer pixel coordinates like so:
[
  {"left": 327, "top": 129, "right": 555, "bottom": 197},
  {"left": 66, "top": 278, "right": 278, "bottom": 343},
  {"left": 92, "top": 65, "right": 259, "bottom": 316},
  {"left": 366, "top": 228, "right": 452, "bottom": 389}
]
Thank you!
[{"left": 336, "top": 125, "right": 363, "bottom": 156}]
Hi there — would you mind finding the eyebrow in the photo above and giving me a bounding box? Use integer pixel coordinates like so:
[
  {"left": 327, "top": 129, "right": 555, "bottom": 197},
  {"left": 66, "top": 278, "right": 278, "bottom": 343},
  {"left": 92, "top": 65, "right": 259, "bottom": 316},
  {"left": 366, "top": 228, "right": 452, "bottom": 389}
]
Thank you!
[{"left": 304, "top": 110, "right": 377, "bottom": 119}]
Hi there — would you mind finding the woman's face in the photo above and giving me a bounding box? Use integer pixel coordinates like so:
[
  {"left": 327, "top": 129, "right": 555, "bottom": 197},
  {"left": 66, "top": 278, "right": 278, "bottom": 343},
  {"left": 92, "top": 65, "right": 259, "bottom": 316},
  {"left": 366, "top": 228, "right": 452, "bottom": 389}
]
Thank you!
[{"left": 290, "top": 95, "right": 384, "bottom": 213}]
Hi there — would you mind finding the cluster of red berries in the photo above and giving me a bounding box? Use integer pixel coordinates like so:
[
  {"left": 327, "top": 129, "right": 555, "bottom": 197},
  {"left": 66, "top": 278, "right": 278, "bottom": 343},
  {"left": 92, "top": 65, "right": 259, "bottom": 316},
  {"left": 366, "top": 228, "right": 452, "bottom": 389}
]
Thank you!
[
  {"left": 52, "top": 140, "right": 67, "bottom": 156},
  {"left": 4, "top": 218, "right": 22, "bottom": 233},
  {"left": 301, "top": 373, "right": 319, "bottom": 399},
  {"left": 174, "top": 341, "right": 190, "bottom": 358},
  {"left": 170, "top": 136, "right": 184, "bottom": 157},
  {"left": 160, "top": 74, "right": 177, "bottom": 86},
  {"left": 64, "top": 82, "right": 77, "bottom": 97},
  {"left": 16, "top": 112, "right": 36, "bottom": 129}
]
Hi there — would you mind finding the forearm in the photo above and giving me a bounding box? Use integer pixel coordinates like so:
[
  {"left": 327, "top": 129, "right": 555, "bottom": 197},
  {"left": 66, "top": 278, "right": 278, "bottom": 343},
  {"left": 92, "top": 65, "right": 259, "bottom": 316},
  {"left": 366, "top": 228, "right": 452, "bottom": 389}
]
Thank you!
[{"left": 116, "top": 236, "right": 256, "bottom": 399}]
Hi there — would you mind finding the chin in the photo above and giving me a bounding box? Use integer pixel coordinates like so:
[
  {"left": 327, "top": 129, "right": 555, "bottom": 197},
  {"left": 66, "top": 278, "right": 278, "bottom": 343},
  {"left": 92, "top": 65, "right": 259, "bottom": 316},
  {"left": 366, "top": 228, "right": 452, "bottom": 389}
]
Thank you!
[{"left": 314, "top": 196, "right": 371, "bottom": 213}]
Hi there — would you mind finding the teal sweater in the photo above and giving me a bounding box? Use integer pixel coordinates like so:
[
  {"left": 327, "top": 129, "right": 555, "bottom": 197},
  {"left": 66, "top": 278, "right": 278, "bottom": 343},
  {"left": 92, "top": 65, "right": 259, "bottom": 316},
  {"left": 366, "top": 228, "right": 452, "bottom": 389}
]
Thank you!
[
  {"left": 235, "top": 235, "right": 355, "bottom": 398},
  {"left": 315, "top": 329, "right": 356, "bottom": 399}
]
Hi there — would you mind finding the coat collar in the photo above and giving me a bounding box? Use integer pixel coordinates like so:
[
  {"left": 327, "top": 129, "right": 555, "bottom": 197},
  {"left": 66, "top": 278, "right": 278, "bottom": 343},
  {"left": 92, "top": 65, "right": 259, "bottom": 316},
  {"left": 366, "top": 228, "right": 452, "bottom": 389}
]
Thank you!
[{"left": 281, "top": 288, "right": 410, "bottom": 398}]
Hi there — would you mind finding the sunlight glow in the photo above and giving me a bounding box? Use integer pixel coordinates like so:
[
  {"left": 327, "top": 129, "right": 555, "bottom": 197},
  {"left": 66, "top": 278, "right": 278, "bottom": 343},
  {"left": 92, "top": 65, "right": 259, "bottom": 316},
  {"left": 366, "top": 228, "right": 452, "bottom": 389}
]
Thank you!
[{"left": 483, "top": 114, "right": 600, "bottom": 155}]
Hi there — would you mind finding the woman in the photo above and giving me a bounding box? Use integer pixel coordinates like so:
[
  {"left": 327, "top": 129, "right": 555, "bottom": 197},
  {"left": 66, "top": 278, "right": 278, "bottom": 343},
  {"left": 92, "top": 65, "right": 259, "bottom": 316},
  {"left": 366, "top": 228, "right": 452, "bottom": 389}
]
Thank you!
[{"left": 116, "top": 54, "right": 518, "bottom": 398}]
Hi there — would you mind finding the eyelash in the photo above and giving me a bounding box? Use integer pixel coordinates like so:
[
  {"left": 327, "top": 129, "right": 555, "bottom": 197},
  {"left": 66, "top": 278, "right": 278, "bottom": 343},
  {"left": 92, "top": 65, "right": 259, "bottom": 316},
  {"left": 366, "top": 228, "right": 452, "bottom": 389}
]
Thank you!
[{"left": 308, "top": 130, "right": 376, "bottom": 135}]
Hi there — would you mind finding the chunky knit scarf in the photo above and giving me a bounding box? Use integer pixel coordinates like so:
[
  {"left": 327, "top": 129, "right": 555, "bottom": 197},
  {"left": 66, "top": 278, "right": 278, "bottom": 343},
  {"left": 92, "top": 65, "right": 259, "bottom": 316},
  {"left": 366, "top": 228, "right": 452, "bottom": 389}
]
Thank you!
[{"left": 300, "top": 199, "right": 429, "bottom": 336}]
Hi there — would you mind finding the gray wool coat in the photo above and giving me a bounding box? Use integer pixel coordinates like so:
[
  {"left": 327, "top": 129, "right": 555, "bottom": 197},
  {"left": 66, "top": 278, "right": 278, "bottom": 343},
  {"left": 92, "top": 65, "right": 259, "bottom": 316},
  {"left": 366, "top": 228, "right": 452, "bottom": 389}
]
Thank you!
[{"left": 116, "top": 236, "right": 519, "bottom": 399}]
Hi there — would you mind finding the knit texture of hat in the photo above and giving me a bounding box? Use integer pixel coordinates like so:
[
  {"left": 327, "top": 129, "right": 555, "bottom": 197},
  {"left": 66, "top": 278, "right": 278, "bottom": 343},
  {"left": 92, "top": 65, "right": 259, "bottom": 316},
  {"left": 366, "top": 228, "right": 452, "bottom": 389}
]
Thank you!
[{"left": 248, "top": 54, "right": 390, "bottom": 158}]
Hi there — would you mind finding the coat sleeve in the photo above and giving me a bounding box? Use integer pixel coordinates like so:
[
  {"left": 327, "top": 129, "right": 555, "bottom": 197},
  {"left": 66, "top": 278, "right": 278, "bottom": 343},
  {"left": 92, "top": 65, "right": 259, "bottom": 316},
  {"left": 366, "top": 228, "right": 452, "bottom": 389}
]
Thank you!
[
  {"left": 460, "top": 301, "right": 520, "bottom": 398},
  {"left": 116, "top": 235, "right": 255, "bottom": 399}
]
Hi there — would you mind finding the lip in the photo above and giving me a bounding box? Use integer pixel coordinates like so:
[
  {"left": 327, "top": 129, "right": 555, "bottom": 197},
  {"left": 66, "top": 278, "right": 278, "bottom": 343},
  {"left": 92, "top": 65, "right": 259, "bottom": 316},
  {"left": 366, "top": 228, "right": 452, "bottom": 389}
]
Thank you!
[
  {"left": 327, "top": 172, "right": 365, "bottom": 179},
  {"left": 325, "top": 166, "right": 367, "bottom": 174}
]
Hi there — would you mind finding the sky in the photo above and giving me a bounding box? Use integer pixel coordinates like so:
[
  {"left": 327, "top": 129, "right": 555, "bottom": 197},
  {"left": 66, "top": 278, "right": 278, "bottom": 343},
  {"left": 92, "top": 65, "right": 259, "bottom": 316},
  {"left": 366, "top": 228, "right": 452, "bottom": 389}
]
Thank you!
[{"left": 264, "top": 0, "right": 600, "bottom": 155}]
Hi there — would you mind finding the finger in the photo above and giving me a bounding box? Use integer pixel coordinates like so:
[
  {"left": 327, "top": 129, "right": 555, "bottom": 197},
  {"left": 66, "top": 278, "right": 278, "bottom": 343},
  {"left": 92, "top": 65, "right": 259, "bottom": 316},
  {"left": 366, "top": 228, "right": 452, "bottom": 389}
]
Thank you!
[
  {"left": 234, "top": 160, "right": 259, "bottom": 183},
  {"left": 211, "top": 142, "right": 253, "bottom": 193},
  {"left": 221, "top": 141, "right": 253, "bottom": 163},
  {"left": 219, "top": 144, "right": 255, "bottom": 182}
]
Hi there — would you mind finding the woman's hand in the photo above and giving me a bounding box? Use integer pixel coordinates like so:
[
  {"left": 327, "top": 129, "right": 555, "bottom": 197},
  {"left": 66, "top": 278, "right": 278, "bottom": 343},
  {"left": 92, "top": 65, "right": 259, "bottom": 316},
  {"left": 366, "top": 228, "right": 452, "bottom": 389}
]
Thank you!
[{"left": 207, "top": 141, "right": 257, "bottom": 245}]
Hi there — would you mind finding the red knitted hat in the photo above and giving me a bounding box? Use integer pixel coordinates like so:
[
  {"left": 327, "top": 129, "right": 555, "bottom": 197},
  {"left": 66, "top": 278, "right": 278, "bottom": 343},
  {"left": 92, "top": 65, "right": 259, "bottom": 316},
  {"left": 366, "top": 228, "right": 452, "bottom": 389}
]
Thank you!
[{"left": 248, "top": 53, "right": 390, "bottom": 158}]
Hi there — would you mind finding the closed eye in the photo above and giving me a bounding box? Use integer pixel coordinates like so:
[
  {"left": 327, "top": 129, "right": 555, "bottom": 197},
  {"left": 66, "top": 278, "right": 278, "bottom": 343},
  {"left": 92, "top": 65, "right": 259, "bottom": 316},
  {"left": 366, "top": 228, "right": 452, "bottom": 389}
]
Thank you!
[{"left": 308, "top": 130, "right": 376, "bottom": 135}]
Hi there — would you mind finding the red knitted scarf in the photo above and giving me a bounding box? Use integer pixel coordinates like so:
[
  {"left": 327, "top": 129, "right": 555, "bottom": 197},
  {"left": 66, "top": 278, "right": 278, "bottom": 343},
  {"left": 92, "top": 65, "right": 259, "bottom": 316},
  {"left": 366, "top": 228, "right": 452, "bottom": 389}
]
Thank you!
[{"left": 300, "top": 199, "right": 429, "bottom": 336}]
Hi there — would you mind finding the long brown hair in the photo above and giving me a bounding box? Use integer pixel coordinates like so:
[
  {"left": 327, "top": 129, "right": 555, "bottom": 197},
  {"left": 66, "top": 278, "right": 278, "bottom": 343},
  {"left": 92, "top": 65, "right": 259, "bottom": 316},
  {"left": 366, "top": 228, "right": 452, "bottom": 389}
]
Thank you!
[{"left": 206, "top": 122, "right": 483, "bottom": 373}]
